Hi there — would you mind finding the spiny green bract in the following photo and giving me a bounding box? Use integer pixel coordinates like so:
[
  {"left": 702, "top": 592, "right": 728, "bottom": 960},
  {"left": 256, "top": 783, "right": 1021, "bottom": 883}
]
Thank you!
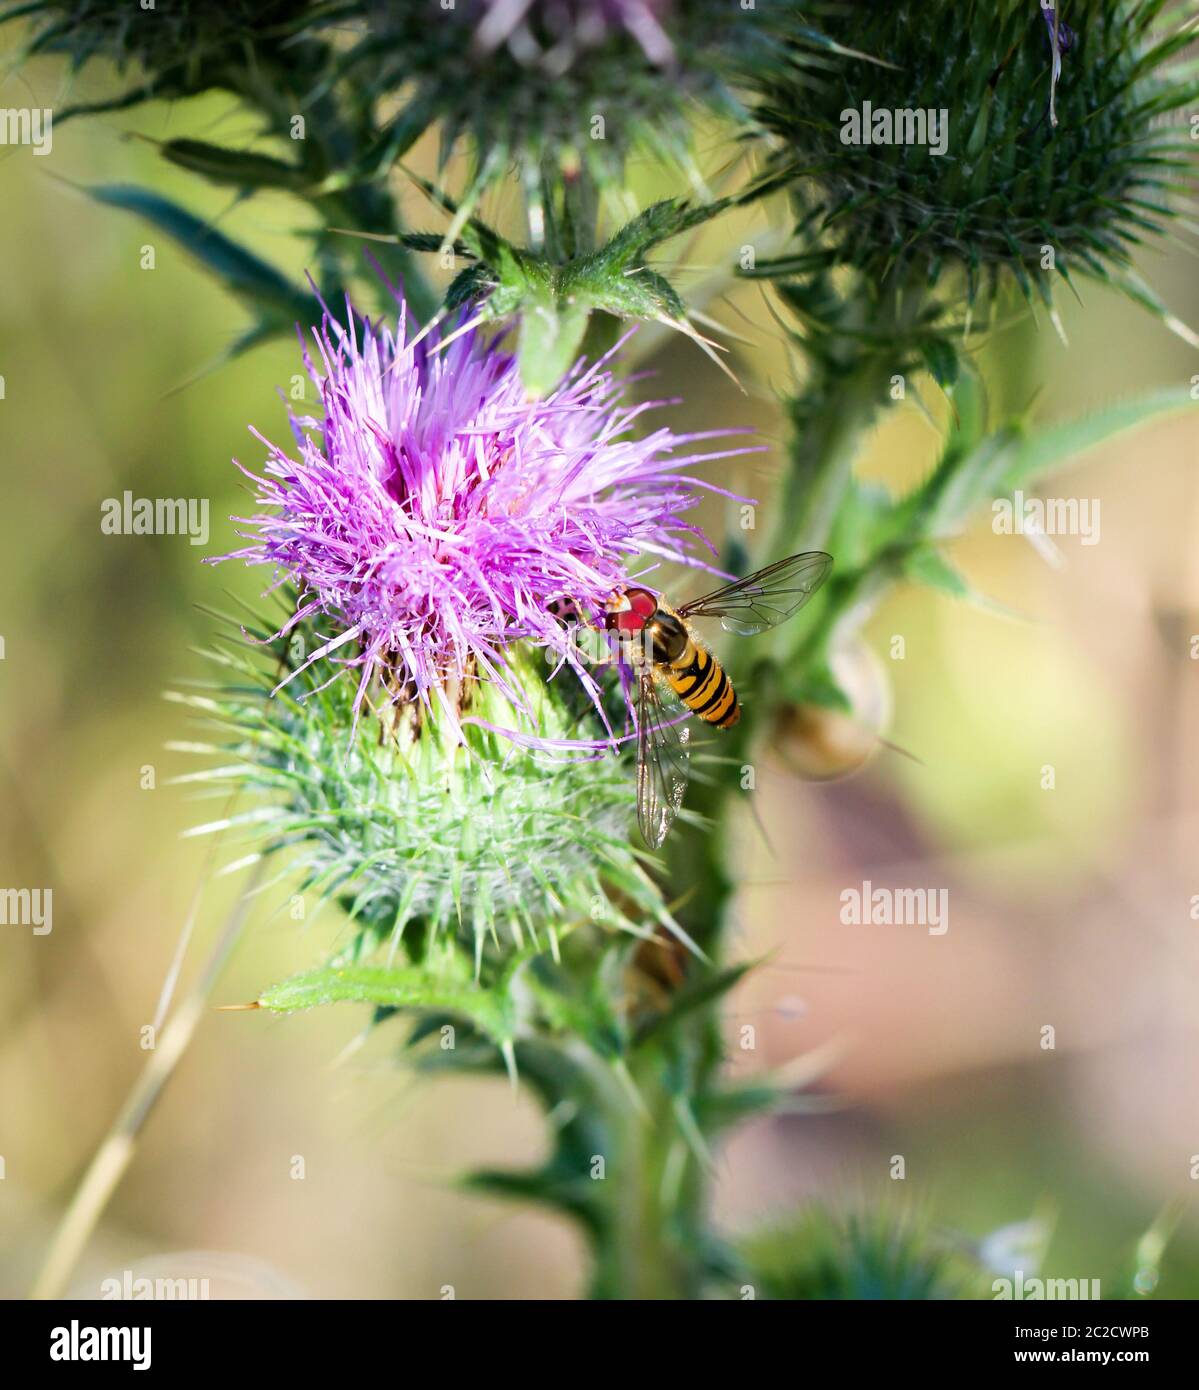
[
  {"left": 752, "top": 0, "right": 1199, "bottom": 312},
  {"left": 404, "top": 188, "right": 738, "bottom": 394},
  {"left": 171, "top": 609, "right": 670, "bottom": 960}
]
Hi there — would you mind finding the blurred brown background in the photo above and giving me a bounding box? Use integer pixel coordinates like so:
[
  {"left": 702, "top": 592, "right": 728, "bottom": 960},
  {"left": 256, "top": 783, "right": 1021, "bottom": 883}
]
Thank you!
[{"left": 2, "top": 48, "right": 1198, "bottom": 1298}]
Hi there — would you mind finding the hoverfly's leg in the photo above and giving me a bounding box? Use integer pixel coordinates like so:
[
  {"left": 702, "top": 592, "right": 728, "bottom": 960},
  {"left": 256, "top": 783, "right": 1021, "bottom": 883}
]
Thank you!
[
  {"left": 573, "top": 624, "right": 620, "bottom": 671},
  {"left": 592, "top": 625, "right": 637, "bottom": 673},
  {"left": 543, "top": 594, "right": 623, "bottom": 671}
]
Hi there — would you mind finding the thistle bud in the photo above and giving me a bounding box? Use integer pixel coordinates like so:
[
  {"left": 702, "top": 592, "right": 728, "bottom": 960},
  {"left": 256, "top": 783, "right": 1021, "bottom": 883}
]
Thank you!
[
  {"left": 752, "top": 1, "right": 1198, "bottom": 320},
  {"left": 356, "top": 0, "right": 831, "bottom": 199},
  {"left": 185, "top": 625, "right": 668, "bottom": 955},
  {"left": 775, "top": 639, "right": 890, "bottom": 781}
]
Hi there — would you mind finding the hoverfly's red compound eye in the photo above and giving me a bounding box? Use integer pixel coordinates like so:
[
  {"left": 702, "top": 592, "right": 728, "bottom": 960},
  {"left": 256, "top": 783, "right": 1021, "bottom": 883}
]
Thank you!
[{"left": 604, "top": 586, "right": 658, "bottom": 634}]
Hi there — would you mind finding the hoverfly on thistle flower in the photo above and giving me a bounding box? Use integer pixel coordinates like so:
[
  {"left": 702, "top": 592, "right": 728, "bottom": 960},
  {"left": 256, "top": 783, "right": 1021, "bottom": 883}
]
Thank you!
[{"left": 590, "top": 553, "right": 834, "bottom": 848}]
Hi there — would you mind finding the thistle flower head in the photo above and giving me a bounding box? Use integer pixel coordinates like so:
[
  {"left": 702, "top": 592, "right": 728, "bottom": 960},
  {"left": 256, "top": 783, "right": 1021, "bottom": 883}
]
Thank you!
[
  {"left": 218, "top": 295, "right": 744, "bottom": 735},
  {"left": 196, "top": 288, "right": 752, "bottom": 980},
  {"left": 352, "top": 0, "right": 834, "bottom": 206},
  {"left": 751, "top": 0, "right": 1199, "bottom": 321}
]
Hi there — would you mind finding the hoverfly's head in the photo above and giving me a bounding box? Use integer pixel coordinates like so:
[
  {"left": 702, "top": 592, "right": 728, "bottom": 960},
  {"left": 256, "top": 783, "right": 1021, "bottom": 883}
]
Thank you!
[{"left": 604, "top": 586, "right": 657, "bottom": 635}]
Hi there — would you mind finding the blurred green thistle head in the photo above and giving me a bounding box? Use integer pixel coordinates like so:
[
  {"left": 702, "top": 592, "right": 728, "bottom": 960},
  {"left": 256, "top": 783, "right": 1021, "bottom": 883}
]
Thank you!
[
  {"left": 740, "top": 1205, "right": 992, "bottom": 1300},
  {"left": 347, "top": 0, "right": 838, "bottom": 210},
  {"left": 752, "top": 0, "right": 1199, "bottom": 318},
  {"left": 17, "top": 0, "right": 325, "bottom": 94}
]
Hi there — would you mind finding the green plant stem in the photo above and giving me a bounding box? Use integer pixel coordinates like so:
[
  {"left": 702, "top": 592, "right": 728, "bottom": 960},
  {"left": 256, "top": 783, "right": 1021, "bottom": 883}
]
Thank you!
[
  {"left": 586, "top": 1058, "right": 704, "bottom": 1299},
  {"left": 777, "top": 364, "right": 892, "bottom": 556},
  {"left": 598, "top": 1053, "right": 732, "bottom": 1298},
  {"left": 584, "top": 277, "right": 926, "bottom": 1298},
  {"left": 772, "top": 274, "right": 925, "bottom": 558}
]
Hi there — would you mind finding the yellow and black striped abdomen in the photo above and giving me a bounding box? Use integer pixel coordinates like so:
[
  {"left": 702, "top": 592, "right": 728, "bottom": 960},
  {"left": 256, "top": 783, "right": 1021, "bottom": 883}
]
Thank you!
[{"left": 664, "top": 638, "right": 739, "bottom": 729}]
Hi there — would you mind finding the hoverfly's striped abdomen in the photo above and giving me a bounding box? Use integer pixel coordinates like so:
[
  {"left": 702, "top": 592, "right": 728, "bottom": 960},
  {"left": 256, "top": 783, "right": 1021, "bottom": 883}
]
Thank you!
[{"left": 666, "top": 638, "right": 739, "bottom": 729}]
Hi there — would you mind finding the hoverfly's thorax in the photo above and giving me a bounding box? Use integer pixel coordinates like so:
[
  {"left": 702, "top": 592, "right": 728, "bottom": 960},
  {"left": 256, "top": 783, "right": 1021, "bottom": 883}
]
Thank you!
[{"left": 647, "top": 611, "right": 689, "bottom": 664}]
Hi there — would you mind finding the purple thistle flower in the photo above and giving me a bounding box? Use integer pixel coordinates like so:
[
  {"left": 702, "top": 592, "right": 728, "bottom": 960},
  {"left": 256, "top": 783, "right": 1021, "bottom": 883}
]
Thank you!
[{"left": 216, "top": 298, "right": 751, "bottom": 740}]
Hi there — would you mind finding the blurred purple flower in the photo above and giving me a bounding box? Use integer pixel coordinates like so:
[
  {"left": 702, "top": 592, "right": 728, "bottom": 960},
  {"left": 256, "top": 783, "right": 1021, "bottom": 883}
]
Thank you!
[
  {"left": 1039, "top": 1, "right": 1075, "bottom": 128},
  {"left": 217, "top": 297, "right": 748, "bottom": 735},
  {"left": 474, "top": 0, "right": 676, "bottom": 70},
  {"left": 1039, "top": 1, "right": 1075, "bottom": 54}
]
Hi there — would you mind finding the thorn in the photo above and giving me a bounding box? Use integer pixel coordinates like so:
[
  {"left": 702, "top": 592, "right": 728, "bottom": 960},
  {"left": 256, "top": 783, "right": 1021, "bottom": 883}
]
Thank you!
[
  {"left": 385, "top": 308, "right": 448, "bottom": 376},
  {"left": 214, "top": 1000, "right": 261, "bottom": 1011},
  {"left": 431, "top": 310, "right": 489, "bottom": 357},
  {"left": 327, "top": 226, "right": 402, "bottom": 244},
  {"left": 672, "top": 1095, "right": 715, "bottom": 1172},
  {"left": 660, "top": 914, "right": 710, "bottom": 966},
  {"left": 746, "top": 792, "right": 777, "bottom": 859},
  {"left": 611, "top": 1058, "right": 651, "bottom": 1121},
  {"left": 501, "top": 1039, "right": 519, "bottom": 1093},
  {"left": 664, "top": 885, "right": 698, "bottom": 916},
  {"left": 657, "top": 315, "right": 746, "bottom": 394},
  {"left": 1162, "top": 310, "right": 1199, "bottom": 350},
  {"left": 875, "top": 734, "right": 925, "bottom": 767},
  {"left": 688, "top": 305, "right": 757, "bottom": 349}
]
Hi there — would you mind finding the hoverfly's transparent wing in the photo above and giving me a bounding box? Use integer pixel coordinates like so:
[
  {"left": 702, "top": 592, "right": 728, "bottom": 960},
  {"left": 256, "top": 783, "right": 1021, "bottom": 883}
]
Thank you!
[
  {"left": 636, "top": 671, "right": 691, "bottom": 850},
  {"left": 677, "top": 551, "right": 833, "bottom": 636}
]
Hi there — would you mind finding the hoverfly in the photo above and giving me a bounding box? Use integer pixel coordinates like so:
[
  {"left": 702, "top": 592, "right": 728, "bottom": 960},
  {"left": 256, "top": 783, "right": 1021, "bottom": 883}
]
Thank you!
[{"left": 599, "top": 551, "right": 833, "bottom": 849}]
